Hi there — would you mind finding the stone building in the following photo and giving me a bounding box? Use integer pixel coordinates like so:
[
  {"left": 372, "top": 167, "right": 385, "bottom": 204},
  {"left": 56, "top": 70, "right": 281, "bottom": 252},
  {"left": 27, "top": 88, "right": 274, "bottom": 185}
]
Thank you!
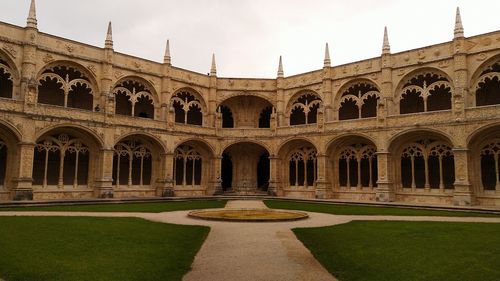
[{"left": 1, "top": 1, "right": 500, "bottom": 206}]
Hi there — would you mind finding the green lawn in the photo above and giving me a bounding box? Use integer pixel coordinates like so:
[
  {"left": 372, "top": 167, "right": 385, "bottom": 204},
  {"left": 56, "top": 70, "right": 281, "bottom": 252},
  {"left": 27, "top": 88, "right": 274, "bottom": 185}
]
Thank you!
[
  {"left": 0, "top": 200, "right": 226, "bottom": 212},
  {"left": 0, "top": 216, "right": 209, "bottom": 281},
  {"left": 264, "top": 200, "right": 500, "bottom": 217},
  {"left": 294, "top": 221, "right": 500, "bottom": 281}
]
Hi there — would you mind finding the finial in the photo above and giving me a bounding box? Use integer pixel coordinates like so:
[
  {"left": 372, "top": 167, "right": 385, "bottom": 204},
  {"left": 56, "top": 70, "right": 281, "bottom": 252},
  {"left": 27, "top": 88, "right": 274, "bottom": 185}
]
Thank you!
[
  {"left": 277, "top": 56, "right": 284, "bottom": 78},
  {"left": 164, "top": 40, "right": 171, "bottom": 65},
  {"left": 27, "top": 0, "right": 37, "bottom": 29},
  {"left": 210, "top": 53, "right": 217, "bottom": 76},
  {"left": 382, "top": 26, "right": 390, "bottom": 54},
  {"left": 105, "top": 22, "right": 113, "bottom": 49},
  {"left": 324, "top": 43, "right": 331, "bottom": 67},
  {"left": 454, "top": 7, "right": 464, "bottom": 39}
]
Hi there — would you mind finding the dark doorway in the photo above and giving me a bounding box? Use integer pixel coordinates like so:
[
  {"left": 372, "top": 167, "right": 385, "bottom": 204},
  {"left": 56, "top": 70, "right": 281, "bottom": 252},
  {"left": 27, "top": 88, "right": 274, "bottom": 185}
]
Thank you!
[
  {"left": 221, "top": 153, "right": 232, "bottom": 191},
  {"left": 257, "top": 153, "right": 270, "bottom": 190}
]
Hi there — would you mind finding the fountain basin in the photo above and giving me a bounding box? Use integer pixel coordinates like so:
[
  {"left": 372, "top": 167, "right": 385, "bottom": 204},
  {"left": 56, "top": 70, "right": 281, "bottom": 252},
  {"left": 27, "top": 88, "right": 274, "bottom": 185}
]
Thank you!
[{"left": 188, "top": 208, "right": 309, "bottom": 222}]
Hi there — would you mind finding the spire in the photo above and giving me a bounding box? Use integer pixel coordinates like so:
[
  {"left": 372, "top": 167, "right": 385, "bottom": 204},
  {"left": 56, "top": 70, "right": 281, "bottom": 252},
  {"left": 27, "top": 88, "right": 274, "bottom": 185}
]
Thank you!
[
  {"left": 382, "top": 26, "right": 390, "bottom": 54},
  {"left": 164, "top": 40, "right": 171, "bottom": 65},
  {"left": 26, "top": 0, "right": 37, "bottom": 29},
  {"left": 277, "top": 56, "right": 284, "bottom": 78},
  {"left": 454, "top": 7, "right": 464, "bottom": 39},
  {"left": 210, "top": 53, "right": 217, "bottom": 76},
  {"left": 324, "top": 43, "right": 331, "bottom": 67},
  {"left": 105, "top": 22, "right": 113, "bottom": 49}
]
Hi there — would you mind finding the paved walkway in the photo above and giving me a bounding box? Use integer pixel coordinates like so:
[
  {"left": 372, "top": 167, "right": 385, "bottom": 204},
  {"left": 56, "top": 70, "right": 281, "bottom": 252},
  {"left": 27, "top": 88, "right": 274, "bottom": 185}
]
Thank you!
[{"left": 2, "top": 200, "right": 500, "bottom": 281}]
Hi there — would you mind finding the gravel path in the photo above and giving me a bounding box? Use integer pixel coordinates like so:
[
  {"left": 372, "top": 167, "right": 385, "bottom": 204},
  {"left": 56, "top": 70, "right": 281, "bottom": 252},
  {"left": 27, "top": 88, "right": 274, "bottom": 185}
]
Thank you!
[{"left": 2, "top": 200, "right": 500, "bottom": 281}]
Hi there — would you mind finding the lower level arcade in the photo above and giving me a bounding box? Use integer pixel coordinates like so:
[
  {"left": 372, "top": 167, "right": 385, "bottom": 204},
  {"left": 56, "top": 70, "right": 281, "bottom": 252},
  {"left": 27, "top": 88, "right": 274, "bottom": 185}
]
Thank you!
[{"left": 1, "top": 122, "right": 500, "bottom": 206}]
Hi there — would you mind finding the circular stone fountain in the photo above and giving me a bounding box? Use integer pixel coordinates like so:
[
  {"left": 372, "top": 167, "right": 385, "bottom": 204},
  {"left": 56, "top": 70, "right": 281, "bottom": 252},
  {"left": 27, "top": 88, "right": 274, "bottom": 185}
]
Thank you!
[{"left": 188, "top": 209, "right": 309, "bottom": 222}]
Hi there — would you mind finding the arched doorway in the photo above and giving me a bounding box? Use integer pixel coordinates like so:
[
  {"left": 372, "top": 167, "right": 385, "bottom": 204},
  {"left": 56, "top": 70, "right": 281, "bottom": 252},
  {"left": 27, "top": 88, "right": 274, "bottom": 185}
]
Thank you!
[{"left": 221, "top": 142, "right": 270, "bottom": 194}]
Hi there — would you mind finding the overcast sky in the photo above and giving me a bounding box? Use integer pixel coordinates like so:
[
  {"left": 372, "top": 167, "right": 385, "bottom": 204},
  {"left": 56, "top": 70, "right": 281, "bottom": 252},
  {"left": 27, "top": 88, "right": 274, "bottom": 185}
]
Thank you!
[{"left": 2, "top": 1, "right": 500, "bottom": 78}]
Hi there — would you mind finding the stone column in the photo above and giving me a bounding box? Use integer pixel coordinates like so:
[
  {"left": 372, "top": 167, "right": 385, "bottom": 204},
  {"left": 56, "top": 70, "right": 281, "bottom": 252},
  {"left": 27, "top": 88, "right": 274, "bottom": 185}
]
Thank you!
[
  {"left": 452, "top": 148, "right": 474, "bottom": 205},
  {"left": 315, "top": 153, "right": 329, "bottom": 198},
  {"left": 375, "top": 151, "right": 395, "bottom": 202},
  {"left": 94, "top": 148, "right": 114, "bottom": 198},
  {"left": 11, "top": 142, "right": 35, "bottom": 200},
  {"left": 268, "top": 156, "right": 279, "bottom": 196}
]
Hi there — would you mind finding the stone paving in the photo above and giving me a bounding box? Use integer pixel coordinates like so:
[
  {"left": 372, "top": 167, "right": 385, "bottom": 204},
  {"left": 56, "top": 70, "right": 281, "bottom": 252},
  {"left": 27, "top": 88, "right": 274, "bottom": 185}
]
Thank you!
[{"left": 2, "top": 200, "right": 500, "bottom": 281}]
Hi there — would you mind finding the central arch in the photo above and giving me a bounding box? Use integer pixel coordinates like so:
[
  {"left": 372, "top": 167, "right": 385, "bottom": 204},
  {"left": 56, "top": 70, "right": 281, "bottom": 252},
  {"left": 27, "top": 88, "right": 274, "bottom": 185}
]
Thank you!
[{"left": 221, "top": 142, "right": 270, "bottom": 193}]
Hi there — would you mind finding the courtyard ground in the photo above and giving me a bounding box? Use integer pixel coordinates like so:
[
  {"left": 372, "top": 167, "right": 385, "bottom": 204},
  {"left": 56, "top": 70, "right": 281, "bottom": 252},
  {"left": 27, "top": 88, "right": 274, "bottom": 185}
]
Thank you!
[{"left": 1, "top": 200, "right": 500, "bottom": 281}]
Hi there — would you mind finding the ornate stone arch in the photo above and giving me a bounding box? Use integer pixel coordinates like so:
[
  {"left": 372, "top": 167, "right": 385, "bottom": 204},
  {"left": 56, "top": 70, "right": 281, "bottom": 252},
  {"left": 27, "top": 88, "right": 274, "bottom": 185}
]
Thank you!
[
  {"left": 35, "top": 124, "right": 104, "bottom": 149},
  {"left": 170, "top": 87, "right": 207, "bottom": 126},
  {"left": 218, "top": 95, "right": 274, "bottom": 128},
  {"left": 395, "top": 68, "right": 454, "bottom": 114},
  {"left": 36, "top": 60, "right": 98, "bottom": 110},
  {"left": 388, "top": 129, "right": 455, "bottom": 193},
  {"left": 219, "top": 91, "right": 275, "bottom": 107},
  {"left": 277, "top": 138, "right": 318, "bottom": 189},
  {"left": 114, "top": 131, "right": 167, "bottom": 154},
  {"left": 286, "top": 90, "right": 322, "bottom": 125},
  {"left": 221, "top": 140, "right": 272, "bottom": 156},
  {"left": 326, "top": 134, "right": 378, "bottom": 191},
  {"left": 32, "top": 126, "right": 104, "bottom": 189},
  {"left": 172, "top": 87, "right": 208, "bottom": 112},
  {"left": 470, "top": 55, "right": 500, "bottom": 107},
  {"left": 0, "top": 120, "right": 22, "bottom": 190},
  {"left": 0, "top": 50, "right": 19, "bottom": 99},
  {"left": 334, "top": 79, "right": 381, "bottom": 120},
  {"left": 467, "top": 123, "right": 500, "bottom": 194},
  {"left": 112, "top": 76, "right": 158, "bottom": 119},
  {"left": 112, "top": 133, "right": 165, "bottom": 189}
]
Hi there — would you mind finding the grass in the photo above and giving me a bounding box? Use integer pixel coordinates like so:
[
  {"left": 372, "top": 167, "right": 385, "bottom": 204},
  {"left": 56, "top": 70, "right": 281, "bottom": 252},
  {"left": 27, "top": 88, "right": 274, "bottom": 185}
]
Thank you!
[
  {"left": 0, "top": 200, "right": 226, "bottom": 212},
  {"left": 264, "top": 200, "right": 500, "bottom": 217},
  {"left": 294, "top": 221, "right": 500, "bottom": 281},
  {"left": 0, "top": 216, "right": 209, "bottom": 281}
]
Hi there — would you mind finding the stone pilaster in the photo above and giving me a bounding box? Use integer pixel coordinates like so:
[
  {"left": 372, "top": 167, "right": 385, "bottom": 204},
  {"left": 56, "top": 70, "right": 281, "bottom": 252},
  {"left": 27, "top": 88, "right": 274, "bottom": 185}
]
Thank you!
[
  {"left": 452, "top": 148, "right": 475, "bottom": 205},
  {"left": 94, "top": 148, "right": 114, "bottom": 198},
  {"left": 380, "top": 51, "right": 392, "bottom": 118},
  {"left": 11, "top": 142, "right": 35, "bottom": 200},
  {"left": 208, "top": 75, "right": 217, "bottom": 127},
  {"left": 452, "top": 37, "right": 468, "bottom": 118},
  {"left": 268, "top": 156, "right": 279, "bottom": 196},
  {"left": 276, "top": 78, "right": 285, "bottom": 127},
  {"left": 212, "top": 156, "right": 223, "bottom": 195},
  {"left": 322, "top": 64, "right": 333, "bottom": 122},
  {"left": 375, "top": 151, "right": 395, "bottom": 202},
  {"left": 159, "top": 152, "right": 174, "bottom": 197},
  {"left": 315, "top": 154, "right": 330, "bottom": 198}
]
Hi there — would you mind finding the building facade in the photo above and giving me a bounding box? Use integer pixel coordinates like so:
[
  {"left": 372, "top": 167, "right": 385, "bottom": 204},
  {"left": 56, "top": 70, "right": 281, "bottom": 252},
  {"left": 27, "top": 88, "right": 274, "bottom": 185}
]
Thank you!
[{"left": 1, "top": 2, "right": 500, "bottom": 206}]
